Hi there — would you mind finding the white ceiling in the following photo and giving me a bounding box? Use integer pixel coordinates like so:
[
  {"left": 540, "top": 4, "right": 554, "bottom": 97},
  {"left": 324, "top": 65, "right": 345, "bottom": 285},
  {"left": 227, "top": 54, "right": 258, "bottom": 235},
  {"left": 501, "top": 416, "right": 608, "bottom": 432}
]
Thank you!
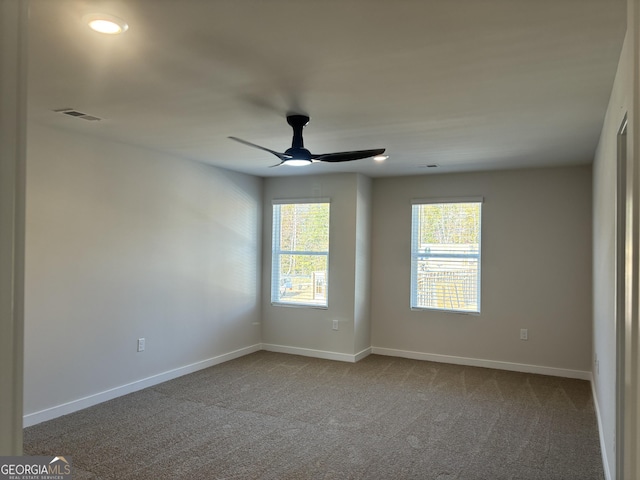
[{"left": 27, "top": 0, "right": 626, "bottom": 178}]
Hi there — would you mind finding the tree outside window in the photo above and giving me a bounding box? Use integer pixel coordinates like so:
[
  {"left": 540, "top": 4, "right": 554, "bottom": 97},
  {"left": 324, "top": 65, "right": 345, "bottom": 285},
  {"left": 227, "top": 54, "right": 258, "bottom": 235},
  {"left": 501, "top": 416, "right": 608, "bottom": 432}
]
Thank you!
[{"left": 272, "top": 202, "right": 330, "bottom": 307}]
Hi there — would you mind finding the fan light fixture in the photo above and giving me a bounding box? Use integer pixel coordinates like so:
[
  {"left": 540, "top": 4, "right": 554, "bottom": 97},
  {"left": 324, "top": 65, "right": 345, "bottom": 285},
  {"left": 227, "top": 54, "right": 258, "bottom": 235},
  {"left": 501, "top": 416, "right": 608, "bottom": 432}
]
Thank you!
[
  {"left": 285, "top": 159, "right": 313, "bottom": 167},
  {"left": 84, "top": 14, "right": 128, "bottom": 34},
  {"left": 373, "top": 155, "right": 389, "bottom": 162}
]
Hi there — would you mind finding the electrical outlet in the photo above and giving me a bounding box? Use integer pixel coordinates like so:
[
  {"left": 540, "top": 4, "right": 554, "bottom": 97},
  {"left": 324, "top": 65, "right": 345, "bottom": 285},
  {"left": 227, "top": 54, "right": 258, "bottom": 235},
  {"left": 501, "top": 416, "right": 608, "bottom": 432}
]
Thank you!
[
  {"left": 137, "top": 338, "right": 145, "bottom": 352},
  {"left": 520, "top": 329, "right": 528, "bottom": 341},
  {"left": 332, "top": 320, "right": 339, "bottom": 331}
]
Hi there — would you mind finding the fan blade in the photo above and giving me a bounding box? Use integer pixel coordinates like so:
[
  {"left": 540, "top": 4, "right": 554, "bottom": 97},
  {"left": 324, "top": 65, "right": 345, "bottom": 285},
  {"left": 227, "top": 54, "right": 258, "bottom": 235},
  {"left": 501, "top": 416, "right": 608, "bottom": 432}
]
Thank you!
[
  {"left": 228, "top": 136, "right": 291, "bottom": 161},
  {"left": 312, "top": 148, "right": 386, "bottom": 163}
]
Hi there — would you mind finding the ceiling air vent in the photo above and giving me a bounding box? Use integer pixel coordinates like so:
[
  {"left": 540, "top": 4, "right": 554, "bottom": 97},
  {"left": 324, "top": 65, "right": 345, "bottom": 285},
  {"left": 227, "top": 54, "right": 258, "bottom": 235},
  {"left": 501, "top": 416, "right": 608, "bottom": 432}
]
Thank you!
[{"left": 53, "top": 108, "right": 102, "bottom": 121}]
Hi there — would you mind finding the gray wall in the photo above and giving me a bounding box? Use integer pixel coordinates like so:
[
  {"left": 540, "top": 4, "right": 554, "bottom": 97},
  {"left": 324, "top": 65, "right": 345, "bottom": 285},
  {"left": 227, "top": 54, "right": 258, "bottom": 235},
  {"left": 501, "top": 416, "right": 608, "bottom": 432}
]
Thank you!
[
  {"left": 24, "top": 123, "right": 262, "bottom": 421},
  {"left": 354, "top": 174, "right": 373, "bottom": 353},
  {"left": 261, "top": 167, "right": 592, "bottom": 375},
  {"left": 261, "top": 173, "right": 372, "bottom": 359},
  {"left": 592, "top": 30, "right": 630, "bottom": 480},
  {"left": 371, "top": 167, "right": 593, "bottom": 373}
]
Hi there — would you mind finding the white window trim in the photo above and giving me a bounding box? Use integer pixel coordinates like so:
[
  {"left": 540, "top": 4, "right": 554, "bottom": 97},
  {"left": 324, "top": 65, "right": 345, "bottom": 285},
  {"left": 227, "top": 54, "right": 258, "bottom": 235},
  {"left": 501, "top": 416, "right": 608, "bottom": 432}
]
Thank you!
[
  {"left": 410, "top": 197, "right": 483, "bottom": 315},
  {"left": 411, "top": 196, "right": 484, "bottom": 205},
  {"left": 273, "top": 197, "right": 331, "bottom": 205},
  {"left": 271, "top": 200, "right": 331, "bottom": 309}
]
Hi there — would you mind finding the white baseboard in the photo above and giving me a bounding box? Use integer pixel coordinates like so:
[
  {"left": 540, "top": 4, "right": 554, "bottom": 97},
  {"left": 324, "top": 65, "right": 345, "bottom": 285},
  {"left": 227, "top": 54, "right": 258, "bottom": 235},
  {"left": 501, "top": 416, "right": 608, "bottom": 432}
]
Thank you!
[
  {"left": 591, "top": 376, "right": 612, "bottom": 480},
  {"left": 371, "top": 347, "right": 592, "bottom": 380},
  {"left": 23, "top": 344, "right": 261, "bottom": 428},
  {"left": 355, "top": 347, "right": 372, "bottom": 362},
  {"left": 23, "top": 343, "right": 593, "bottom": 429},
  {"left": 261, "top": 343, "right": 369, "bottom": 363}
]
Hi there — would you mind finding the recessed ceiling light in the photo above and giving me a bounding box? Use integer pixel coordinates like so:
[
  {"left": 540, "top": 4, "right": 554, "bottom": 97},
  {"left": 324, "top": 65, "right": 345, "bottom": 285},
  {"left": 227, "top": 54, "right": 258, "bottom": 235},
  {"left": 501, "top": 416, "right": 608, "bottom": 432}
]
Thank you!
[
  {"left": 373, "top": 155, "right": 389, "bottom": 162},
  {"left": 84, "top": 14, "right": 128, "bottom": 34}
]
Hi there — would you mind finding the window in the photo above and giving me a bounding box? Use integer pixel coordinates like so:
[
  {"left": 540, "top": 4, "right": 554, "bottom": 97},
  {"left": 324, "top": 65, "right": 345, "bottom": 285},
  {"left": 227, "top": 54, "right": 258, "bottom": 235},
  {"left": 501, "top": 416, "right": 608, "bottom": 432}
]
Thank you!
[
  {"left": 411, "top": 198, "right": 482, "bottom": 313},
  {"left": 272, "top": 201, "right": 330, "bottom": 307}
]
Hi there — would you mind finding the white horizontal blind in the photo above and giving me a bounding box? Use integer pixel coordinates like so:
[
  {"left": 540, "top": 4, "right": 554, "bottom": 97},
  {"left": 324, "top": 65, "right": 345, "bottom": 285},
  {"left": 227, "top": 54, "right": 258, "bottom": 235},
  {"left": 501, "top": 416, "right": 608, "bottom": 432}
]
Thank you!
[
  {"left": 411, "top": 201, "right": 482, "bottom": 313},
  {"left": 272, "top": 202, "right": 330, "bottom": 307}
]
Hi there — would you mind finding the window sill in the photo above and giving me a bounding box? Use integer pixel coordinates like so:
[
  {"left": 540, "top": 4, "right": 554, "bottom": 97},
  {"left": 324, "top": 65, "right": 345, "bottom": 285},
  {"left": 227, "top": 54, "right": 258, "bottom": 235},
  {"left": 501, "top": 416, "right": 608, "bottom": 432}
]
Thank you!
[
  {"left": 410, "top": 307, "right": 480, "bottom": 316},
  {"left": 271, "top": 302, "right": 328, "bottom": 310}
]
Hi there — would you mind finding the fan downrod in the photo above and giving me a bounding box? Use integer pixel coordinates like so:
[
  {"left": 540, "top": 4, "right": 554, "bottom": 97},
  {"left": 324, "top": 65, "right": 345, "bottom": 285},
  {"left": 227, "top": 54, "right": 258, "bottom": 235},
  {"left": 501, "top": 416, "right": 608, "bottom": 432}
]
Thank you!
[{"left": 286, "top": 114, "right": 309, "bottom": 151}]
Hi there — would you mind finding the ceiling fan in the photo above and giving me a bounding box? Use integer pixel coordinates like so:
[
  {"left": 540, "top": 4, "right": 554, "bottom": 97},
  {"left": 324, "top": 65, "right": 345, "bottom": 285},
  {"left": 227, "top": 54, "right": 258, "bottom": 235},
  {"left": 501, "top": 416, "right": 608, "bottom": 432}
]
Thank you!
[{"left": 229, "top": 114, "right": 386, "bottom": 167}]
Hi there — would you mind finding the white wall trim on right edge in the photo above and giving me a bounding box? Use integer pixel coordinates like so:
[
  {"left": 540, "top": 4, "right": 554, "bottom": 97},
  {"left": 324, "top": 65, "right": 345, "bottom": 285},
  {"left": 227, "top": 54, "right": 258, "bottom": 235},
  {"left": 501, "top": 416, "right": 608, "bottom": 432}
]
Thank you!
[
  {"left": 591, "top": 376, "right": 613, "bottom": 480},
  {"left": 371, "top": 347, "right": 592, "bottom": 380}
]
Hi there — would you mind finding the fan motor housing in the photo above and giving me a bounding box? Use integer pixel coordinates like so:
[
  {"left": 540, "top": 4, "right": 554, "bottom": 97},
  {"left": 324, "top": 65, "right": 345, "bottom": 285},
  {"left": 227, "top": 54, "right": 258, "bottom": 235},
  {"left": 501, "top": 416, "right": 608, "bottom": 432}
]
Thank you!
[{"left": 284, "top": 147, "right": 312, "bottom": 161}]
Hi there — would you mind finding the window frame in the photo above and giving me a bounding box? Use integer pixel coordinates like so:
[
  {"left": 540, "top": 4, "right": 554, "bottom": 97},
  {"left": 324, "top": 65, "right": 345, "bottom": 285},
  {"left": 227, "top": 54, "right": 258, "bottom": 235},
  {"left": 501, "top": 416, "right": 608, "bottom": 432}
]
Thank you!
[
  {"left": 271, "top": 198, "right": 331, "bottom": 309},
  {"left": 410, "top": 197, "right": 483, "bottom": 314}
]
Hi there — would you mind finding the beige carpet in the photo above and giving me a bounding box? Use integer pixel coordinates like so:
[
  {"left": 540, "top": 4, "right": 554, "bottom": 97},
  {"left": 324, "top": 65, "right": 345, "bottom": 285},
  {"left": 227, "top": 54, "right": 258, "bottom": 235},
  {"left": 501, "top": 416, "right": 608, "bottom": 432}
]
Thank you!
[{"left": 24, "top": 351, "right": 604, "bottom": 479}]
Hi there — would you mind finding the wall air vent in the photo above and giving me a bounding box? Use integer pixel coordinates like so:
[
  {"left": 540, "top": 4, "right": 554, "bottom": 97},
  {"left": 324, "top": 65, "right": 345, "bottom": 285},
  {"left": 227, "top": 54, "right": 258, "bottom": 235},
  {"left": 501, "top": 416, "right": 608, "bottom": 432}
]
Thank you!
[{"left": 53, "top": 108, "right": 102, "bottom": 121}]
